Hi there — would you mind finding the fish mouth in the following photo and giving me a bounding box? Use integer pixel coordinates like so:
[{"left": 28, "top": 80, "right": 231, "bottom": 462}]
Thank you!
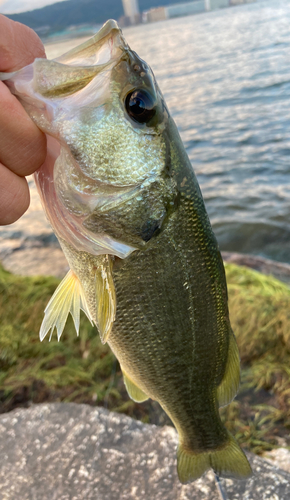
[
  {"left": 3, "top": 19, "right": 168, "bottom": 134},
  {"left": 0, "top": 20, "right": 127, "bottom": 100},
  {"left": 55, "top": 19, "right": 127, "bottom": 67},
  {"left": 32, "top": 20, "right": 128, "bottom": 99}
]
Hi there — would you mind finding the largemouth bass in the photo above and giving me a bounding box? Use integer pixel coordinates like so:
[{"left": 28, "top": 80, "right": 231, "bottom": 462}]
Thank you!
[{"left": 1, "top": 20, "right": 251, "bottom": 483}]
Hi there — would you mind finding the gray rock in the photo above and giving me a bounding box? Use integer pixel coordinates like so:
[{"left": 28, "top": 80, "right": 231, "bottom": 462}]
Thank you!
[
  {"left": 222, "top": 251, "right": 290, "bottom": 286},
  {"left": 264, "top": 448, "right": 290, "bottom": 474},
  {"left": 0, "top": 403, "right": 290, "bottom": 499},
  {"left": 0, "top": 246, "right": 68, "bottom": 278},
  {"left": 0, "top": 175, "right": 68, "bottom": 279}
]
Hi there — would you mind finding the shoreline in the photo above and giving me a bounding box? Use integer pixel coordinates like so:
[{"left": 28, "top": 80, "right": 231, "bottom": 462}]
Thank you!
[
  {"left": 222, "top": 251, "right": 290, "bottom": 286},
  {"left": 1, "top": 246, "right": 290, "bottom": 286}
]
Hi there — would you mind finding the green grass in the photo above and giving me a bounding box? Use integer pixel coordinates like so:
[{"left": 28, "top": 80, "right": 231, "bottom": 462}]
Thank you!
[
  {"left": 1, "top": 261, "right": 290, "bottom": 454},
  {"left": 0, "top": 265, "right": 121, "bottom": 412},
  {"left": 221, "top": 264, "right": 290, "bottom": 453}
]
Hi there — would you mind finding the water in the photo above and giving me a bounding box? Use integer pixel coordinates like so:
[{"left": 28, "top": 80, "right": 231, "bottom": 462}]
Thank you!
[
  {"left": 1, "top": 0, "right": 290, "bottom": 270},
  {"left": 122, "top": 0, "right": 290, "bottom": 264}
]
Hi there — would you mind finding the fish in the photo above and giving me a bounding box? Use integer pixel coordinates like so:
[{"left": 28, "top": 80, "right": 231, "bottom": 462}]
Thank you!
[{"left": 1, "top": 20, "right": 252, "bottom": 483}]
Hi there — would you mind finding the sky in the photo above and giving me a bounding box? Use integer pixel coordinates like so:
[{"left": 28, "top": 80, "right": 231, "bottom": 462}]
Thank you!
[{"left": 0, "top": 0, "right": 67, "bottom": 14}]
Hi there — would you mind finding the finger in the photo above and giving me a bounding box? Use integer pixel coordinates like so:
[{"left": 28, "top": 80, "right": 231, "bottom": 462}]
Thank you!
[
  {"left": 0, "top": 162, "right": 30, "bottom": 225},
  {"left": 0, "top": 14, "right": 46, "bottom": 71},
  {"left": 0, "top": 82, "right": 47, "bottom": 176}
]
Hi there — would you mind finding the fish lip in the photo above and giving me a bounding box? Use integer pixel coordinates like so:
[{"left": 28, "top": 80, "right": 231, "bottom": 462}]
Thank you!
[{"left": 54, "top": 19, "right": 127, "bottom": 66}]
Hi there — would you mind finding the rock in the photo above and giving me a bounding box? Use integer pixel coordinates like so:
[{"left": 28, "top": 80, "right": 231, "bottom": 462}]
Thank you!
[
  {"left": 264, "top": 448, "right": 290, "bottom": 474},
  {"left": 222, "top": 251, "right": 290, "bottom": 286},
  {"left": 0, "top": 176, "right": 68, "bottom": 278},
  {"left": 0, "top": 403, "right": 290, "bottom": 499},
  {"left": 0, "top": 246, "right": 68, "bottom": 278}
]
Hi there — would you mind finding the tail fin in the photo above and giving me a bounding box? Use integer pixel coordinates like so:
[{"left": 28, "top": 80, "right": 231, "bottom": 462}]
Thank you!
[{"left": 177, "top": 432, "right": 252, "bottom": 484}]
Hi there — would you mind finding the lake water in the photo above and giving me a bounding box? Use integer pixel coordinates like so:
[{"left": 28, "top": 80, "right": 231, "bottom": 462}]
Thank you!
[
  {"left": 1, "top": 0, "right": 290, "bottom": 269},
  {"left": 124, "top": 0, "right": 290, "bottom": 265}
]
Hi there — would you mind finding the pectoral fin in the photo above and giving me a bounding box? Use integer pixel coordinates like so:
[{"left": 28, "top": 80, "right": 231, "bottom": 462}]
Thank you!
[
  {"left": 217, "top": 332, "right": 240, "bottom": 407},
  {"left": 121, "top": 369, "right": 149, "bottom": 402},
  {"left": 39, "top": 269, "right": 93, "bottom": 341},
  {"left": 95, "top": 257, "right": 116, "bottom": 344}
]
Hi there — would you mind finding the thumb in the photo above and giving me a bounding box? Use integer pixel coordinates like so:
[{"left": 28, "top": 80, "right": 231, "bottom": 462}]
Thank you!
[{"left": 0, "top": 14, "right": 46, "bottom": 72}]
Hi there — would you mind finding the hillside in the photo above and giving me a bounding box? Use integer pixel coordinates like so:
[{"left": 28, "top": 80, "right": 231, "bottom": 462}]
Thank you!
[{"left": 6, "top": 0, "right": 192, "bottom": 34}]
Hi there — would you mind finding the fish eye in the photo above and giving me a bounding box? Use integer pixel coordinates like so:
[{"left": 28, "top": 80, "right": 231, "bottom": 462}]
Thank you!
[{"left": 125, "top": 90, "right": 156, "bottom": 124}]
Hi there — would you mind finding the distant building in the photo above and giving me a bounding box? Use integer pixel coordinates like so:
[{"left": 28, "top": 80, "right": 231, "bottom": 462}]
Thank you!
[
  {"left": 145, "top": 7, "right": 168, "bottom": 23},
  {"left": 144, "top": 0, "right": 233, "bottom": 23},
  {"left": 167, "top": 0, "right": 205, "bottom": 18},
  {"left": 205, "top": 0, "right": 229, "bottom": 9},
  {"left": 144, "top": 0, "right": 257, "bottom": 24},
  {"left": 122, "top": 0, "right": 140, "bottom": 24},
  {"left": 230, "top": 0, "right": 256, "bottom": 4}
]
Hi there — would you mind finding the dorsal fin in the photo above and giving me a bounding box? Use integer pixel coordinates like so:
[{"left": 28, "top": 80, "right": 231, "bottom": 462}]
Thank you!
[{"left": 39, "top": 270, "right": 93, "bottom": 341}]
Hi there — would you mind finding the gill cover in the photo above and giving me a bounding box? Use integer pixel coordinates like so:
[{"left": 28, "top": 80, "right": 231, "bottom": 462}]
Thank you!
[
  {"left": 0, "top": 20, "right": 168, "bottom": 345},
  {"left": 0, "top": 20, "right": 138, "bottom": 259}
]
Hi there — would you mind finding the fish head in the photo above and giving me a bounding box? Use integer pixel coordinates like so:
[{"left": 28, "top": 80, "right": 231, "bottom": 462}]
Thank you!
[
  {"left": 2, "top": 20, "right": 175, "bottom": 258},
  {"left": 6, "top": 20, "right": 169, "bottom": 184},
  {"left": 48, "top": 23, "right": 170, "bottom": 189},
  {"left": 111, "top": 45, "right": 168, "bottom": 135}
]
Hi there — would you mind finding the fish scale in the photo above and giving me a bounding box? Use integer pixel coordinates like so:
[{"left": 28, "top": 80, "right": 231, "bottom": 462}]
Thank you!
[
  {"left": 110, "top": 198, "right": 226, "bottom": 443},
  {"left": 0, "top": 19, "right": 252, "bottom": 483}
]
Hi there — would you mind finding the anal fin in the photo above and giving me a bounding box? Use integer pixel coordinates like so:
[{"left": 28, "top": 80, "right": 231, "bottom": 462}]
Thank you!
[
  {"left": 121, "top": 368, "right": 149, "bottom": 403},
  {"left": 217, "top": 332, "right": 240, "bottom": 407}
]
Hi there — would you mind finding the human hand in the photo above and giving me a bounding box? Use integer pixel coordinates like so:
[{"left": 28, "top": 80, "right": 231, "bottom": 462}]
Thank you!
[{"left": 0, "top": 14, "right": 47, "bottom": 224}]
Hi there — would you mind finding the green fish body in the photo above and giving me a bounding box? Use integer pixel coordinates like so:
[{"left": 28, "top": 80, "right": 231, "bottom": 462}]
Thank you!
[{"left": 1, "top": 20, "right": 251, "bottom": 483}]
